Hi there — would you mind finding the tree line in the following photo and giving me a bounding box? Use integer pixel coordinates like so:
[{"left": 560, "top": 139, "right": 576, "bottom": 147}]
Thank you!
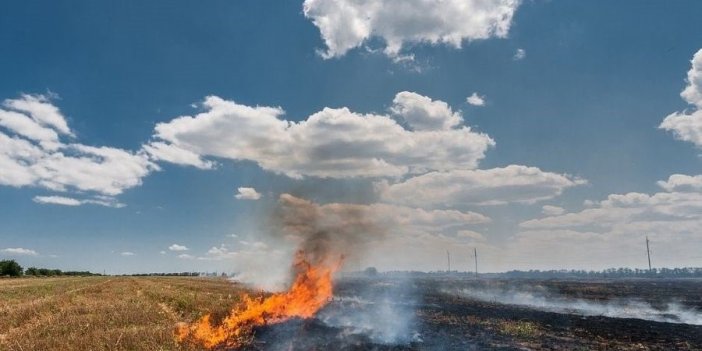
[
  {"left": 0, "top": 259, "right": 100, "bottom": 277},
  {"left": 499, "top": 267, "right": 702, "bottom": 279}
]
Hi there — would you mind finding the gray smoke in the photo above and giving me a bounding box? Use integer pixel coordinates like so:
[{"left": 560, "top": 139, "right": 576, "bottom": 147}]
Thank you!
[
  {"left": 450, "top": 286, "right": 702, "bottom": 325},
  {"left": 275, "top": 193, "right": 388, "bottom": 267}
]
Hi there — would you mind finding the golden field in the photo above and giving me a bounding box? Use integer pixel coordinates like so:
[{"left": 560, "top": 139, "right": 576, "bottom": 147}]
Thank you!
[{"left": 0, "top": 276, "right": 248, "bottom": 351}]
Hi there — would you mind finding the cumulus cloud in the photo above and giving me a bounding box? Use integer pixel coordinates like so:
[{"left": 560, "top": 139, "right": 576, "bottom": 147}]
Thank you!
[
  {"left": 1, "top": 247, "right": 38, "bottom": 256},
  {"left": 235, "top": 187, "right": 262, "bottom": 200},
  {"left": 513, "top": 48, "right": 526, "bottom": 60},
  {"left": 377, "top": 165, "right": 586, "bottom": 207},
  {"left": 303, "top": 0, "right": 521, "bottom": 59},
  {"left": 168, "top": 244, "right": 189, "bottom": 251},
  {"left": 660, "top": 48, "right": 702, "bottom": 146},
  {"left": 33, "top": 195, "right": 125, "bottom": 208},
  {"left": 513, "top": 183, "right": 702, "bottom": 269},
  {"left": 466, "top": 92, "right": 486, "bottom": 106},
  {"left": 148, "top": 92, "right": 494, "bottom": 178},
  {"left": 0, "top": 94, "right": 157, "bottom": 199},
  {"left": 521, "top": 190, "right": 702, "bottom": 232},
  {"left": 178, "top": 254, "right": 195, "bottom": 260},
  {"left": 657, "top": 174, "right": 702, "bottom": 192},
  {"left": 391, "top": 91, "right": 462, "bottom": 130},
  {"left": 542, "top": 205, "right": 565, "bottom": 216}
]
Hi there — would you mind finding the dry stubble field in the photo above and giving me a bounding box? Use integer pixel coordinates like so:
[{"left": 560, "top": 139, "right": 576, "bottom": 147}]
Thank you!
[{"left": 0, "top": 276, "right": 247, "bottom": 351}]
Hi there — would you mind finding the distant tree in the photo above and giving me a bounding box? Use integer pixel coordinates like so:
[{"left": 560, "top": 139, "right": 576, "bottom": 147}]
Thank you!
[
  {"left": 0, "top": 260, "right": 23, "bottom": 277},
  {"left": 25, "top": 267, "right": 39, "bottom": 276},
  {"left": 364, "top": 267, "right": 378, "bottom": 276}
]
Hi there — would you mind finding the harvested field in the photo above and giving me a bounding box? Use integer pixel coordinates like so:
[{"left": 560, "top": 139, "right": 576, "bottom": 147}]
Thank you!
[{"left": 0, "top": 276, "right": 248, "bottom": 351}]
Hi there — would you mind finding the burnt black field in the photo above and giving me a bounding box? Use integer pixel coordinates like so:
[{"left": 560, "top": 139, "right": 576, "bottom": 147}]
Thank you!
[{"left": 245, "top": 277, "right": 702, "bottom": 351}]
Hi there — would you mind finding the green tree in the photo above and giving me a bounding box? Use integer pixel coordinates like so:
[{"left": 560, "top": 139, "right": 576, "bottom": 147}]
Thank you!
[{"left": 0, "top": 260, "right": 23, "bottom": 277}]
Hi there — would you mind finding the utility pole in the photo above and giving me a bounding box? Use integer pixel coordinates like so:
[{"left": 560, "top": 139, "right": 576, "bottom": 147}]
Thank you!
[
  {"left": 474, "top": 248, "right": 478, "bottom": 278},
  {"left": 646, "top": 236, "right": 652, "bottom": 272},
  {"left": 446, "top": 250, "right": 451, "bottom": 272}
]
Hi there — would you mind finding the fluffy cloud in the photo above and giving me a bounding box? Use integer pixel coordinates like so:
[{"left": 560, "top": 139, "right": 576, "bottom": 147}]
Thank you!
[
  {"left": 542, "top": 205, "right": 565, "bottom": 216},
  {"left": 120, "top": 251, "right": 135, "bottom": 256},
  {"left": 33, "top": 195, "right": 125, "bottom": 208},
  {"left": 1, "top": 247, "right": 38, "bottom": 256},
  {"left": 303, "top": 0, "right": 521, "bottom": 59},
  {"left": 0, "top": 94, "right": 157, "bottom": 199},
  {"left": 235, "top": 187, "right": 262, "bottom": 200},
  {"left": 657, "top": 174, "right": 702, "bottom": 192},
  {"left": 513, "top": 48, "right": 526, "bottom": 60},
  {"left": 149, "top": 92, "right": 494, "bottom": 178},
  {"left": 660, "top": 48, "right": 702, "bottom": 146},
  {"left": 466, "top": 92, "right": 486, "bottom": 106},
  {"left": 390, "top": 91, "right": 462, "bottom": 130},
  {"left": 508, "top": 169, "right": 702, "bottom": 269},
  {"left": 168, "top": 244, "right": 189, "bottom": 251},
  {"left": 377, "top": 165, "right": 586, "bottom": 207}
]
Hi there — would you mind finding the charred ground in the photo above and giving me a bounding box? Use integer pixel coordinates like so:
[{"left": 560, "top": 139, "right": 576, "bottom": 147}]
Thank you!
[{"left": 247, "top": 276, "right": 702, "bottom": 351}]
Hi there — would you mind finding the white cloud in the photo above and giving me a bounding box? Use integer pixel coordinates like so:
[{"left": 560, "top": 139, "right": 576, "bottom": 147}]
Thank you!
[
  {"left": 0, "top": 94, "right": 158, "bottom": 198},
  {"left": 508, "top": 166, "right": 702, "bottom": 269},
  {"left": 178, "top": 254, "right": 195, "bottom": 260},
  {"left": 142, "top": 141, "right": 215, "bottom": 169},
  {"left": 377, "top": 165, "right": 586, "bottom": 207},
  {"left": 120, "top": 251, "right": 135, "bottom": 256},
  {"left": 542, "top": 205, "right": 565, "bottom": 216},
  {"left": 159, "top": 251, "right": 166, "bottom": 255},
  {"left": 513, "top": 48, "right": 526, "bottom": 60},
  {"left": 660, "top": 48, "right": 702, "bottom": 146},
  {"left": 33, "top": 195, "right": 125, "bottom": 208},
  {"left": 303, "top": 0, "right": 521, "bottom": 59},
  {"left": 512, "top": 184, "right": 702, "bottom": 269},
  {"left": 391, "top": 91, "right": 462, "bottom": 131},
  {"left": 3, "top": 94, "right": 72, "bottom": 136},
  {"left": 149, "top": 93, "right": 494, "bottom": 178},
  {"left": 168, "top": 244, "right": 189, "bottom": 251},
  {"left": 520, "top": 190, "right": 702, "bottom": 231},
  {"left": 466, "top": 92, "right": 486, "bottom": 106},
  {"left": 33, "top": 195, "right": 81, "bottom": 206},
  {"left": 657, "top": 174, "right": 702, "bottom": 192},
  {"left": 1, "top": 247, "right": 38, "bottom": 256},
  {"left": 235, "top": 187, "right": 262, "bottom": 200}
]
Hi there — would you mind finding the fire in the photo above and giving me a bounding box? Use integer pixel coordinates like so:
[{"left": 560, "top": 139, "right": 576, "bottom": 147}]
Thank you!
[{"left": 176, "top": 251, "right": 339, "bottom": 349}]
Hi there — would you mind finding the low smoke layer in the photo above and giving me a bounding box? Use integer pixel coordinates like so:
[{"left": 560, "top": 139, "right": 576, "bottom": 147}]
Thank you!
[{"left": 450, "top": 286, "right": 702, "bottom": 325}]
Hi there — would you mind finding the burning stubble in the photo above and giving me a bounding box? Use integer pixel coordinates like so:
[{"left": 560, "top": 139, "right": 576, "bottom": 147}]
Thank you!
[{"left": 175, "top": 194, "right": 390, "bottom": 349}]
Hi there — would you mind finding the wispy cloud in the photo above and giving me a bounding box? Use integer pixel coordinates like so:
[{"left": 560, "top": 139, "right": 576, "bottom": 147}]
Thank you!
[
  {"left": 1, "top": 247, "right": 38, "bottom": 256},
  {"left": 168, "top": 244, "right": 189, "bottom": 251}
]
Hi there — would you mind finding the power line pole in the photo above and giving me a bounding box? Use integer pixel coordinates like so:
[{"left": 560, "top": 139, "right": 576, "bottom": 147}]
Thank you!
[
  {"left": 646, "top": 236, "right": 652, "bottom": 271},
  {"left": 446, "top": 250, "right": 451, "bottom": 272},
  {"left": 474, "top": 248, "right": 478, "bottom": 278}
]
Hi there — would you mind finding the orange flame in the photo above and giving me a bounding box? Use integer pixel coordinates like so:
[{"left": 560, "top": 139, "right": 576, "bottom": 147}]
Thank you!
[{"left": 176, "top": 251, "right": 339, "bottom": 349}]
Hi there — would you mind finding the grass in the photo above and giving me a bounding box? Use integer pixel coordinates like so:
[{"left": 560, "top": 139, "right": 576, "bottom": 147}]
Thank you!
[{"left": 0, "top": 276, "right": 250, "bottom": 351}]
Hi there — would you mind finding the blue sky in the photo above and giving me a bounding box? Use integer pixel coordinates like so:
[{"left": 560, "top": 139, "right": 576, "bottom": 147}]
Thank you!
[{"left": 2, "top": 0, "right": 702, "bottom": 275}]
